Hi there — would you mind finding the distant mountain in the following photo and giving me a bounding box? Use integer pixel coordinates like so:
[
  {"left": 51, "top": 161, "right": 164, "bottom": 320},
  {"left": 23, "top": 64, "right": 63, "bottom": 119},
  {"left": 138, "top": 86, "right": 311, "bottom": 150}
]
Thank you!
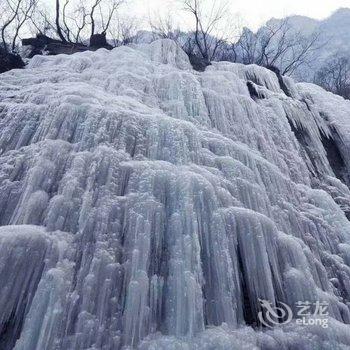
[{"left": 265, "top": 8, "right": 350, "bottom": 81}]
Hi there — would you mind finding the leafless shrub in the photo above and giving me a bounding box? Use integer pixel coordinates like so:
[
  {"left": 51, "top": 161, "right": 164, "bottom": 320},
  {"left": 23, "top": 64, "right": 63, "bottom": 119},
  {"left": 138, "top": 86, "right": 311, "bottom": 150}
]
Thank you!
[
  {"left": 234, "top": 18, "right": 324, "bottom": 75},
  {"left": 315, "top": 56, "right": 350, "bottom": 99},
  {"left": 1, "top": 0, "right": 38, "bottom": 52}
]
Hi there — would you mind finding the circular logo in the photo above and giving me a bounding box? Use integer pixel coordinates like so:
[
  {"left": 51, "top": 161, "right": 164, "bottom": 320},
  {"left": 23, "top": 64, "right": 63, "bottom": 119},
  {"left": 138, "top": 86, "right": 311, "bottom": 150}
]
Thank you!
[{"left": 258, "top": 299, "right": 293, "bottom": 328}]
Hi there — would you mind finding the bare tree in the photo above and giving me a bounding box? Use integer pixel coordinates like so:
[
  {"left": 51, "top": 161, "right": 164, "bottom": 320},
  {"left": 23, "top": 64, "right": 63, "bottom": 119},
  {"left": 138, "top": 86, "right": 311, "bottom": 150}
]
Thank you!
[
  {"left": 89, "top": 0, "right": 122, "bottom": 37},
  {"left": 234, "top": 19, "right": 324, "bottom": 76},
  {"left": 62, "top": 0, "right": 72, "bottom": 42},
  {"left": 149, "top": 13, "right": 182, "bottom": 42},
  {"left": 1, "top": 0, "right": 23, "bottom": 51},
  {"left": 1, "top": 0, "right": 38, "bottom": 52},
  {"left": 182, "top": 0, "right": 230, "bottom": 63},
  {"left": 50, "top": 0, "right": 124, "bottom": 44},
  {"left": 99, "top": 0, "right": 122, "bottom": 35},
  {"left": 108, "top": 16, "right": 139, "bottom": 46},
  {"left": 315, "top": 56, "right": 350, "bottom": 100},
  {"left": 12, "top": 0, "right": 37, "bottom": 51},
  {"left": 281, "top": 32, "right": 322, "bottom": 75},
  {"left": 72, "top": 3, "right": 89, "bottom": 43},
  {"left": 55, "top": 0, "right": 67, "bottom": 41},
  {"left": 149, "top": 12, "right": 203, "bottom": 59},
  {"left": 235, "top": 27, "right": 257, "bottom": 64},
  {"left": 89, "top": 0, "right": 102, "bottom": 37},
  {"left": 54, "top": 0, "right": 97, "bottom": 42},
  {"left": 29, "top": 1, "right": 87, "bottom": 43},
  {"left": 61, "top": 0, "right": 89, "bottom": 43},
  {"left": 29, "top": 7, "right": 55, "bottom": 37}
]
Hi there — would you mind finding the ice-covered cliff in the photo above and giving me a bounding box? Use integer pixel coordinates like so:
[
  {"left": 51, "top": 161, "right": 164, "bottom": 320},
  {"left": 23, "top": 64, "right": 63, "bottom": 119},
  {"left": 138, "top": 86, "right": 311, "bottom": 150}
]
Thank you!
[{"left": 1, "top": 39, "right": 350, "bottom": 349}]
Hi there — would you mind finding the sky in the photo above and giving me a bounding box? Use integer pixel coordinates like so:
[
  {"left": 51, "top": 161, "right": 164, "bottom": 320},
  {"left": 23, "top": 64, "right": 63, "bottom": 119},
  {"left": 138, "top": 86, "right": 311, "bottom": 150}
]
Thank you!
[{"left": 128, "top": 0, "right": 350, "bottom": 31}]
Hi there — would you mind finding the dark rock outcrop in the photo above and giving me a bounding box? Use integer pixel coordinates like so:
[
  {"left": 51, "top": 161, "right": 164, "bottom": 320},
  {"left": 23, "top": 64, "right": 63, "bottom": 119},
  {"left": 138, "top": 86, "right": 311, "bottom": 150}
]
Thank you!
[
  {"left": 0, "top": 47, "right": 25, "bottom": 74},
  {"left": 22, "top": 34, "right": 88, "bottom": 57},
  {"left": 265, "top": 64, "right": 292, "bottom": 97},
  {"left": 247, "top": 81, "right": 266, "bottom": 100},
  {"left": 188, "top": 53, "right": 210, "bottom": 72},
  {"left": 89, "top": 33, "right": 113, "bottom": 49},
  {"left": 22, "top": 33, "right": 114, "bottom": 58}
]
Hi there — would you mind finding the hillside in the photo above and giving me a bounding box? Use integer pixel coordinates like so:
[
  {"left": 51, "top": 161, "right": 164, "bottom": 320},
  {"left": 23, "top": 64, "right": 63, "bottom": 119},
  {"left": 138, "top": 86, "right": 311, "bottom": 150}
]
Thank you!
[{"left": 265, "top": 8, "right": 350, "bottom": 81}]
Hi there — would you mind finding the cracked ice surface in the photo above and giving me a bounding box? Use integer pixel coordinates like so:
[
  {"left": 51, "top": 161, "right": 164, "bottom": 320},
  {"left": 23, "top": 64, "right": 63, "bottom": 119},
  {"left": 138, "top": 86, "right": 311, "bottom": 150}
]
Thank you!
[{"left": 1, "top": 39, "right": 350, "bottom": 349}]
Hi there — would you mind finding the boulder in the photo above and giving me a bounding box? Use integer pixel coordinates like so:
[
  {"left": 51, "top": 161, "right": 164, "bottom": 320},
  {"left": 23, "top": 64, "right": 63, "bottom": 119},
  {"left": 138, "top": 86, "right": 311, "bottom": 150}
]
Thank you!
[
  {"left": 188, "top": 53, "right": 210, "bottom": 72},
  {"left": 89, "top": 33, "right": 113, "bottom": 49},
  {"left": 0, "top": 47, "right": 25, "bottom": 73},
  {"left": 22, "top": 34, "right": 88, "bottom": 57}
]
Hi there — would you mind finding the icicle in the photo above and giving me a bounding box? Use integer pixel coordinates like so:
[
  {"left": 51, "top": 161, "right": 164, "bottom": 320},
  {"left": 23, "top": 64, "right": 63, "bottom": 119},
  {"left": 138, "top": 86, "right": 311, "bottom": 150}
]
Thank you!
[{"left": 0, "top": 39, "right": 350, "bottom": 349}]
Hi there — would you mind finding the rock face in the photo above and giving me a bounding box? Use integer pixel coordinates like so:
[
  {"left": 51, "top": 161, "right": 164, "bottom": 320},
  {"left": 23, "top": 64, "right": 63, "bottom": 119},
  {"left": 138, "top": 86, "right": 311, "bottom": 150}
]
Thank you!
[
  {"left": 0, "top": 47, "right": 25, "bottom": 73},
  {"left": 22, "top": 34, "right": 88, "bottom": 58},
  {"left": 89, "top": 33, "right": 113, "bottom": 49},
  {"left": 1, "top": 39, "right": 350, "bottom": 349},
  {"left": 188, "top": 52, "right": 210, "bottom": 71},
  {"left": 21, "top": 33, "right": 114, "bottom": 59}
]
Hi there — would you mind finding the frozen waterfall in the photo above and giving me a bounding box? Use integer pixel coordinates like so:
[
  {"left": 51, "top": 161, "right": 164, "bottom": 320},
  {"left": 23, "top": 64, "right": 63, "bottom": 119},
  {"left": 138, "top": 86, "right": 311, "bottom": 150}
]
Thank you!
[{"left": 1, "top": 39, "right": 350, "bottom": 349}]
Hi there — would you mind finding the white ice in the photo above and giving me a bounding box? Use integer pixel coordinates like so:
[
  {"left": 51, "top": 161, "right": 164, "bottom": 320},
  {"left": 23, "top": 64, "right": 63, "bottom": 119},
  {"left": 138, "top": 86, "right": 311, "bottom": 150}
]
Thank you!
[{"left": 0, "top": 39, "right": 350, "bottom": 349}]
